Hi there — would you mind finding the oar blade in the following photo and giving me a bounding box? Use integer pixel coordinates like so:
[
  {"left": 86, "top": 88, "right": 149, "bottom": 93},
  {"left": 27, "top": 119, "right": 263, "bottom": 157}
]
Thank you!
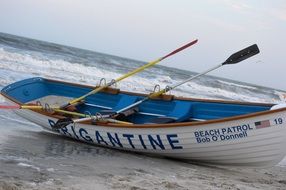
[{"left": 223, "top": 44, "right": 260, "bottom": 65}]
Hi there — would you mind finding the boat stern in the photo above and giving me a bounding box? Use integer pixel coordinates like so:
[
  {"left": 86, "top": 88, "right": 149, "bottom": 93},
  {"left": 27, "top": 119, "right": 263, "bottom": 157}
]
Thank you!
[{"left": 1, "top": 77, "right": 50, "bottom": 104}]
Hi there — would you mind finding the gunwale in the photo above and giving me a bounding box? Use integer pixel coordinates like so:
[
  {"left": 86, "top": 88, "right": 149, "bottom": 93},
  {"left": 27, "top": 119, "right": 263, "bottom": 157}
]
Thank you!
[{"left": 1, "top": 78, "right": 285, "bottom": 129}]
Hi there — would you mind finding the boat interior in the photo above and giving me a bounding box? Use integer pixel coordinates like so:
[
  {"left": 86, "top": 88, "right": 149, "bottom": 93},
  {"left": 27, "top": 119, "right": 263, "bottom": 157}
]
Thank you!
[{"left": 1, "top": 77, "right": 273, "bottom": 124}]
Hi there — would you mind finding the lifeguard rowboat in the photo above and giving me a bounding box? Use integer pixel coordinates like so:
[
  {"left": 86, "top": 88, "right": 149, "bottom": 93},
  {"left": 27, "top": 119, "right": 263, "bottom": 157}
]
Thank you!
[{"left": 1, "top": 77, "right": 286, "bottom": 167}]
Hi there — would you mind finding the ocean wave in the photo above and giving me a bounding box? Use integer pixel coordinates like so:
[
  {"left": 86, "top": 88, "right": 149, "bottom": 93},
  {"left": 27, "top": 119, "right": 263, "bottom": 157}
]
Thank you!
[
  {"left": 217, "top": 79, "right": 258, "bottom": 90},
  {"left": 0, "top": 48, "right": 117, "bottom": 84},
  {"left": 0, "top": 47, "right": 284, "bottom": 104},
  {"left": 17, "top": 162, "right": 41, "bottom": 172}
]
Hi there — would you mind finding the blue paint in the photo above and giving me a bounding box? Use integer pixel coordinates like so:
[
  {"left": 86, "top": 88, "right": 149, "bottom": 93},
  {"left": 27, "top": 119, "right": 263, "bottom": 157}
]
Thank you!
[
  {"left": 122, "top": 134, "right": 135, "bottom": 149},
  {"left": 48, "top": 119, "right": 56, "bottom": 127},
  {"left": 220, "top": 131, "right": 248, "bottom": 141},
  {"left": 107, "top": 132, "right": 123, "bottom": 147},
  {"left": 79, "top": 128, "right": 93, "bottom": 142},
  {"left": 61, "top": 127, "right": 72, "bottom": 137},
  {"left": 194, "top": 129, "right": 221, "bottom": 137},
  {"left": 2, "top": 77, "right": 272, "bottom": 125},
  {"left": 148, "top": 135, "right": 165, "bottom": 150},
  {"left": 1, "top": 77, "right": 50, "bottom": 103},
  {"left": 71, "top": 125, "right": 79, "bottom": 139},
  {"left": 48, "top": 119, "right": 60, "bottom": 132},
  {"left": 138, "top": 135, "right": 147, "bottom": 149},
  {"left": 166, "top": 134, "right": 182, "bottom": 149},
  {"left": 48, "top": 120, "right": 185, "bottom": 150},
  {"left": 95, "top": 131, "right": 108, "bottom": 145}
]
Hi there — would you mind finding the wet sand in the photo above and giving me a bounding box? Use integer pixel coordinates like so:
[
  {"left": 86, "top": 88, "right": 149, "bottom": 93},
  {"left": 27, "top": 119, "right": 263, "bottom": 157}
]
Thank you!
[{"left": 0, "top": 125, "right": 285, "bottom": 190}]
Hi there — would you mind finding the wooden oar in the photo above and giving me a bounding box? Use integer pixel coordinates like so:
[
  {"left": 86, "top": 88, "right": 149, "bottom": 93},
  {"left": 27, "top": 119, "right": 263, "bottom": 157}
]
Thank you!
[
  {"left": 116, "top": 44, "right": 260, "bottom": 113},
  {"left": 0, "top": 105, "right": 59, "bottom": 109},
  {"left": 0, "top": 104, "right": 132, "bottom": 125},
  {"left": 60, "top": 39, "right": 198, "bottom": 108},
  {"left": 150, "top": 44, "right": 260, "bottom": 98},
  {"left": 55, "top": 44, "right": 259, "bottom": 127}
]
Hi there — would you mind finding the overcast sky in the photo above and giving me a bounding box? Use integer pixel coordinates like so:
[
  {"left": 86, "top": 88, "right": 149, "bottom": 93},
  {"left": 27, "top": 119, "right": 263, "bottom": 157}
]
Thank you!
[{"left": 0, "top": 0, "right": 286, "bottom": 90}]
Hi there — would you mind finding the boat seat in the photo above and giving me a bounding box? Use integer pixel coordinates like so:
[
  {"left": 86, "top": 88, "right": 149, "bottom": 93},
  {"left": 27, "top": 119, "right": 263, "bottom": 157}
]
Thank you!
[
  {"left": 76, "top": 95, "right": 138, "bottom": 116},
  {"left": 169, "top": 101, "right": 192, "bottom": 121},
  {"left": 147, "top": 101, "right": 192, "bottom": 124},
  {"left": 112, "top": 95, "right": 138, "bottom": 111}
]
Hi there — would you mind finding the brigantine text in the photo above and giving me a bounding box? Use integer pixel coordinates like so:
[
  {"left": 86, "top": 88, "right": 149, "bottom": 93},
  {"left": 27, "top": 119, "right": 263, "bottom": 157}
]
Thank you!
[{"left": 48, "top": 120, "right": 183, "bottom": 150}]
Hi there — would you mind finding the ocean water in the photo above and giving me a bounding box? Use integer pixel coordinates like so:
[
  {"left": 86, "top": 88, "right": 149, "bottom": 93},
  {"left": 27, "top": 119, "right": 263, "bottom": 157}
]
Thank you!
[{"left": 0, "top": 32, "right": 285, "bottom": 189}]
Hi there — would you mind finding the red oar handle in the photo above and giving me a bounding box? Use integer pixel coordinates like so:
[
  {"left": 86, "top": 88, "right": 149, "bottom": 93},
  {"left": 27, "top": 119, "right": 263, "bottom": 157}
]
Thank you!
[
  {"left": 0, "top": 105, "right": 21, "bottom": 109},
  {"left": 160, "top": 39, "right": 198, "bottom": 61}
]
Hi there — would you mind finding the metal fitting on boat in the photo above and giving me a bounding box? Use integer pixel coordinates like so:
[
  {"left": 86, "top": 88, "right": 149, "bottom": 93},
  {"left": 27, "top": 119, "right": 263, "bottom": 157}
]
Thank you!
[
  {"left": 109, "top": 79, "right": 117, "bottom": 88},
  {"left": 44, "top": 103, "right": 53, "bottom": 113},
  {"left": 84, "top": 111, "right": 92, "bottom": 118},
  {"left": 99, "top": 78, "right": 106, "bottom": 86},
  {"left": 153, "top": 84, "right": 161, "bottom": 92},
  {"left": 95, "top": 112, "right": 103, "bottom": 120},
  {"left": 165, "top": 85, "right": 172, "bottom": 94}
]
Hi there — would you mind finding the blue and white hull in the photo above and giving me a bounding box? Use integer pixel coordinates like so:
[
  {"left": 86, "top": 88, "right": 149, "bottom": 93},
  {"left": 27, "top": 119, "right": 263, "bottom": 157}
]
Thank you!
[{"left": 2, "top": 77, "right": 286, "bottom": 167}]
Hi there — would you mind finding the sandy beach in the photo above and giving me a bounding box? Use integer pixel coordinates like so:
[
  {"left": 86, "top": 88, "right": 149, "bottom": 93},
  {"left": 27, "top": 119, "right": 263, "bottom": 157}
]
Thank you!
[{"left": 0, "top": 128, "right": 285, "bottom": 190}]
